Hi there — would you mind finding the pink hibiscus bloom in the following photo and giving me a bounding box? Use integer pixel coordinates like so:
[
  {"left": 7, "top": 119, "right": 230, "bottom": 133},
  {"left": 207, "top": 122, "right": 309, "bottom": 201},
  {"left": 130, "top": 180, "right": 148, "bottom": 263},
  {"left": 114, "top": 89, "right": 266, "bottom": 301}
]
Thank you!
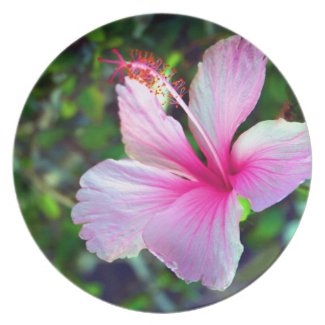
[{"left": 72, "top": 35, "right": 311, "bottom": 290}]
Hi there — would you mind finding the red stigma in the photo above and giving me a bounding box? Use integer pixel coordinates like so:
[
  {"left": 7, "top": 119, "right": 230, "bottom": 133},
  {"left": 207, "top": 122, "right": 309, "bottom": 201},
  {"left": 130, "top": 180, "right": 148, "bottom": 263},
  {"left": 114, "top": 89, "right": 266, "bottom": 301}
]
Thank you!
[{"left": 98, "top": 49, "right": 127, "bottom": 83}]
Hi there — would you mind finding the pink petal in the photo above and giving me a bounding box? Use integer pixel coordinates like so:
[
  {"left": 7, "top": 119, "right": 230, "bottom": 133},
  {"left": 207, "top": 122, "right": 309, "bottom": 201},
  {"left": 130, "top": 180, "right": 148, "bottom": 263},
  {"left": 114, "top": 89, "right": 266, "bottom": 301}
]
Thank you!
[
  {"left": 143, "top": 187, "right": 243, "bottom": 290},
  {"left": 189, "top": 35, "right": 267, "bottom": 174},
  {"left": 72, "top": 159, "right": 196, "bottom": 262},
  {"left": 230, "top": 119, "right": 311, "bottom": 212},
  {"left": 117, "top": 78, "right": 218, "bottom": 184}
]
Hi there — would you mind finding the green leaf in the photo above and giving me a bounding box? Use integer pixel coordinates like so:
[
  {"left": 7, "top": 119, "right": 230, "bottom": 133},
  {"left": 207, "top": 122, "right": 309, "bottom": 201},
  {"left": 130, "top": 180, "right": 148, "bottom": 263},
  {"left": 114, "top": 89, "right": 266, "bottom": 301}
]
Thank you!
[
  {"left": 87, "top": 29, "right": 106, "bottom": 42},
  {"left": 39, "top": 193, "right": 61, "bottom": 220},
  {"left": 61, "top": 100, "right": 77, "bottom": 119},
  {"left": 187, "top": 20, "right": 207, "bottom": 40},
  {"left": 166, "top": 51, "right": 183, "bottom": 67},
  {"left": 296, "top": 183, "right": 310, "bottom": 199},
  {"left": 100, "top": 144, "right": 125, "bottom": 159},
  {"left": 246, "top": 207, "right": 285, "bottom": 248},
  {"left": 107, "top": 36, "right": 124, "bottom": 48},
  {"left": 238, "top": 196, "right": 251, "bottom": 222},
  {"left": 36, "top": 129, "right": 66, "bottom": 148},
  {"left": 61, "top": 76, "right": 76, "bottom": 95},
  {"left": 77, "top": 86, "right": 105, "bottom": 122},
  {"left": 123, "top": 294, "right": 151, "bottom": 311},
  {"left": 257, "top": 65, "right": 288, "bottom": 120},
  {"left": 157, "top": 272, "right": 173, "bottom": 288},
  {"left": 83, "top": 282, "right": 103, "bottom": 297},
  {"left": 49, "top": 51, "right": 78, "bottom": 73},
  {"left": 75, "top": 121, "right": 115, "bottom": 150}
]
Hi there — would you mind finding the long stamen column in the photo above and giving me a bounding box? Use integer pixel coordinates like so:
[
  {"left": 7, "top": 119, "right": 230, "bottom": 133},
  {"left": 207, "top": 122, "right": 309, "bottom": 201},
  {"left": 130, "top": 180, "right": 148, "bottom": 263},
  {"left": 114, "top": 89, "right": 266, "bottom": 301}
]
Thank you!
[{"left": 99, "top": 49, "right": 230, "bottom": 188}]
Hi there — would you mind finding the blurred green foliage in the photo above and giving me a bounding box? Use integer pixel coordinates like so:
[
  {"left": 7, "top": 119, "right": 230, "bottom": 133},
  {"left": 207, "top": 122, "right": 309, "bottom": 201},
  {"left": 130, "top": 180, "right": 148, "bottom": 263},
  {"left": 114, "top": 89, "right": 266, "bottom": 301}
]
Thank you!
[{"left": 14, "top": 14, "right": 309, "bottom": 312}]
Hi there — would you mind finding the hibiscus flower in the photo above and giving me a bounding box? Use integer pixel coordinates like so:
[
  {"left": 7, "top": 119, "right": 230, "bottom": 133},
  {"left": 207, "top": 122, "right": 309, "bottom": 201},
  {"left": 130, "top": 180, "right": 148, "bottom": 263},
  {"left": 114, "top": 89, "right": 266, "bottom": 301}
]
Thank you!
[{"left": 71, "top": 35, "right": 311, "bottom": 290}]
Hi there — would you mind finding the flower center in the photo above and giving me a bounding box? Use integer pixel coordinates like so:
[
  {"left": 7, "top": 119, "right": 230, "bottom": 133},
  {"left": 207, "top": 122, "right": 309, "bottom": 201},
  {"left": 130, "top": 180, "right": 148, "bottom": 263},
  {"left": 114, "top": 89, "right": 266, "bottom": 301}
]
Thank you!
[{"left": 99, "top": 49, "right": 231, "bottom": 188}]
